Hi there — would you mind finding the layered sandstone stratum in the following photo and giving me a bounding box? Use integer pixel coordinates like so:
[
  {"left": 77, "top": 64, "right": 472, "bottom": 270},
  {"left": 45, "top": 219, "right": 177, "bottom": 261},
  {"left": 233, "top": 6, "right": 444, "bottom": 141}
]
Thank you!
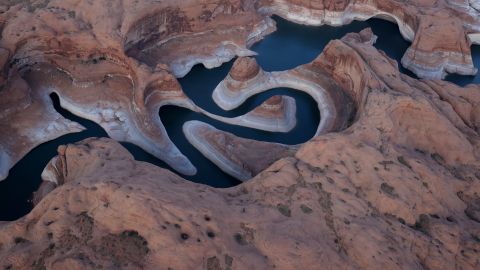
[
  {"left": 0, "top": 0, "right": 479, "bottom": 270},
  {"left": 0, "top": 0, "right": 479, "bottom": 181}
]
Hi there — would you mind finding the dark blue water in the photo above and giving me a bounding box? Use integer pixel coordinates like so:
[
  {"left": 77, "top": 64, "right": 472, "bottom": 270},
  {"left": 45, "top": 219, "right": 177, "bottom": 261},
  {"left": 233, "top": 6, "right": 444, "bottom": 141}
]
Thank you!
[
  {"left": 446, "top": 45, "right": 480, "bottom": 86},
  {"left": 252, "top": 17, "right": 418, "bottom": 77},
  {"left": 0, "top": 16, "right": 478, "bottom": 220},
  {"left": 0, "top": 94, "right": 108, "bottom": 220}
]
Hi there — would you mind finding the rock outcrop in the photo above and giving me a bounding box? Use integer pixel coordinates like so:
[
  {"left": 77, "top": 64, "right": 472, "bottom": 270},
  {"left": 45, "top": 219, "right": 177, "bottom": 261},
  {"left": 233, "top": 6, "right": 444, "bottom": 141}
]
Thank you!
[
  {"left": 229, "top": 56, "right": 262, "bottom": 82},
  {"left": 123, "top": 1, "right": 276, "bottom": 78},
  {"left": 257, "top": 0, "right": 480, "bottom": 79},
  {"left": 0, "top": 29, "right": 479, "bottom": 269},
  {"left": 1, "top": 0, "right": 479, "bottom": 180},
  {"left": 202, "top": 95, "right": 297, "bottom": 133},
  {"left": 0, "top": 1, "right": 480, "bottom": 269},
  {"left": 212, "top": 52, "right": 356, "bottom": 136},
  {"left": 184, "top": 120, "right": 296, "bottom": 180},
  {"left": 0, "top": 1, "right": 278, "bottom": 180}
]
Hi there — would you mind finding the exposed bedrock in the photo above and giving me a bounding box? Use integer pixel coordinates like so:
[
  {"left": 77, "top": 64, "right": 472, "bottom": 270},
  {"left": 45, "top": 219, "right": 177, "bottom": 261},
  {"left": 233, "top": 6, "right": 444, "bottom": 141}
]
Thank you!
[
  {"left": 0, "top": 52, "right": 300, "bottom": 180},
  {"left": 212, "top": 41, "right": 358, "bottom": 135},
  {"left": 200, "top": 95, "right": 297, "bottom": 133},
  {"left": 257, "top": 0, "right": 480, "bottom": 79},
  {"left": 0, "top": 72, "right": 86, "bottom": 181},
  {"left": 0, "top": 63, "right": 302, "bottom": 181},
  {"left": 0, "top": 52, "right": 198, "bottom": 178},
  {"left": 0, "top": 1, "right": 479, "bottom": 267},
  {"left": 0, "top": 0, "right": 479, "bottom": 179},
  {"left": 0, "top": 0, "right": 478, "bottom": 84},
  {"left": 229, "top": 56, "right": 261, "bottom": 81},
  {"left": 5, "top": 59, "right": 480, "bottom": 268},
  {"left": 183, "top": 120, "right": 297, "bottom": 181},
  {"left": 123, "top": 0, "right": 276, "bottom": 78},
  {"left": 0, "top": 38, "right": 304, "bottom": 181},
  {"left": 0, "top": 0, "right": 297, "bottom": 180},
  {"left": 0, "top": 27, "right": 479, "bottom": 269}
]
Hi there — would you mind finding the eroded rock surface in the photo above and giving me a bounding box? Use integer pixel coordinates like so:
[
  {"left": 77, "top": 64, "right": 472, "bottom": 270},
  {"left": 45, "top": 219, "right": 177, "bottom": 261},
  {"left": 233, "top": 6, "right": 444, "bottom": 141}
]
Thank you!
[
  {"left": 184, "top": 120, "right": 296, "bottom": 180},
  {"left": 257, "top": 0, "right": 480, "bottom": 79},
  {"left": 229, "top": 56, "right": 261, "bottom": 81},
  {"left": 0, "top": 29, "right": 479, "bottom": 269},
  {"left": 203, "top": 95, "right": 297, "bottom": 133},
  {"left": 0, "top": 1, "right": 283, "bottom": 180},
  {"left": 0, "top": 1, "right": 480, "bottom": 269},
  {"left": 212, "top": 50, "right": 356, "bottom": 135},
  {"left": 1, "top": 0, "right": 479, "bottom": 181}
]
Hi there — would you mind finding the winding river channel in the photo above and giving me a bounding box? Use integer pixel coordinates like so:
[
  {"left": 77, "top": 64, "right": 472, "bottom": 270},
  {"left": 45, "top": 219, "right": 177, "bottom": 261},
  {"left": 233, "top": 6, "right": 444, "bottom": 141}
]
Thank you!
[{"left": 0, "top": 16, "right": 478, "bottom": 220}]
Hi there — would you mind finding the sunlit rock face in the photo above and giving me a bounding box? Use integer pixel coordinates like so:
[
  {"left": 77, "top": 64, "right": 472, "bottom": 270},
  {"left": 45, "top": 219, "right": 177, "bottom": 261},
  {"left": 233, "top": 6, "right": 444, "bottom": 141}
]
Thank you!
[{"left": 0, "top": 28, "right": 479, "bottom": 269}]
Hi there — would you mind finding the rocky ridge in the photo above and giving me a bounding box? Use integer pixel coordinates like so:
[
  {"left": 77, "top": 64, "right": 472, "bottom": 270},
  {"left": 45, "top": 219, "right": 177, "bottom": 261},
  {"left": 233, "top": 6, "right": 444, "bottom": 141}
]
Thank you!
[
  {"left": 1, "top": 0, "right": 480, "bottom": 181},
  {"left": 0, "top": 1, "right": 479, "bottom": 269},
  {"left": 257, "top": 0, "right": 480, "bottom": 79},
  {"left": 0, "top": 28, "right": 478, "bottom": 269}
]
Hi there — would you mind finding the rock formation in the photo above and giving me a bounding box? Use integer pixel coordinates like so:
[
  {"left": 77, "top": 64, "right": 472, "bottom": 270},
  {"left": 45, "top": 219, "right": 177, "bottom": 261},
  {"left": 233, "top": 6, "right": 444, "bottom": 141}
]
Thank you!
[
  {"left": 1, "top": 0, "right": 479, "bottom": 180},
  {"left": 123, "top": 1, "right": 276, "bottom": 78},
  {"left": 0, "top": 0, "right": 480, "bottom": 269},
  {"left": 257, "top": 0, "right": 480, "bottom": 79},
  {"left": 184, "top": 120, "right": 296, "bottom": 180},
  {"left": 0, "top": 59, "right": 297, "bottom": 180},
  {"left": 229, "top": 56, "right": 262, "bottom": 82},
  {"left": 0, "top": 57, "right": 200, "bottom": 178},
  {"left": 212, "top": 53, "right": 356, "bottom": 136},
  {"left": 0, "top": 28, "right": 478, "bottom": 269},
  {"left": 0, "top": 0, "right": 280, "bottom": 180},
  {"left": 202, "top": 95, "right": 297, "bottom": 133}
]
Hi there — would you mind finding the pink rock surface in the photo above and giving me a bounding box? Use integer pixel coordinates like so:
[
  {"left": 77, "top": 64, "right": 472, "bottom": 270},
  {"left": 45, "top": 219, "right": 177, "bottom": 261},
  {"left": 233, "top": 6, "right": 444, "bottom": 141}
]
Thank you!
[
  {"left": 0, "top": 1, "right": 479, "bottom": 269},
  {"left": 0, "top": 29, "right": 478, "bottom": 269}
]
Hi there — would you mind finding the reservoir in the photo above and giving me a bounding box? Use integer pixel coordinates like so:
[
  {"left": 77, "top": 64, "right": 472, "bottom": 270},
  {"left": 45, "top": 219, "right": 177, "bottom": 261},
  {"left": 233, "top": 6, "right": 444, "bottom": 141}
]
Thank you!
[{"left": 0, "top": 16, "right": 478, "bottom": 220}]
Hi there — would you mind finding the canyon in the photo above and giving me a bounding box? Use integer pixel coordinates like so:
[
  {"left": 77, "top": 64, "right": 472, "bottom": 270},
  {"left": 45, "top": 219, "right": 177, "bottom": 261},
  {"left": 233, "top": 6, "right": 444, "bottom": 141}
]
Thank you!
[{"left": 0, "top": 0, "right": 479, "bottom": 269}]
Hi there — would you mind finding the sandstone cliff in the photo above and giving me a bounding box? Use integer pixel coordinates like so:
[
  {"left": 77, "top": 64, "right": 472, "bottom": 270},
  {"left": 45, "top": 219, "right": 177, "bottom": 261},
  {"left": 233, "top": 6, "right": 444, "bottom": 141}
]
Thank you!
[
  {"left": 0, "top": 28, "right": 478, "bottom": 269},
  {"left": 1, "top": 0, "right": 479, "bottom": 181}
]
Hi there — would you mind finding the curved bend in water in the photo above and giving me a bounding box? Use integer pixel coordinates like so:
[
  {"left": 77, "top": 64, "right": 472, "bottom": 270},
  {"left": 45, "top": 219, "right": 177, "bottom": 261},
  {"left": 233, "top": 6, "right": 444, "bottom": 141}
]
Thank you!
[{"left": 1, "top": 16, "right": 479, "bottom": 221}]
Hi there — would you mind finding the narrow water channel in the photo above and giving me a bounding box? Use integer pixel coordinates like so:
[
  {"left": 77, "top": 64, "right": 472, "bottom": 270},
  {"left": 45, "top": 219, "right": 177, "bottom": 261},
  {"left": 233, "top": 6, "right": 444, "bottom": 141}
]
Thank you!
[{"left": 0, "top": 16, "right": 478, "bottom": 221}]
